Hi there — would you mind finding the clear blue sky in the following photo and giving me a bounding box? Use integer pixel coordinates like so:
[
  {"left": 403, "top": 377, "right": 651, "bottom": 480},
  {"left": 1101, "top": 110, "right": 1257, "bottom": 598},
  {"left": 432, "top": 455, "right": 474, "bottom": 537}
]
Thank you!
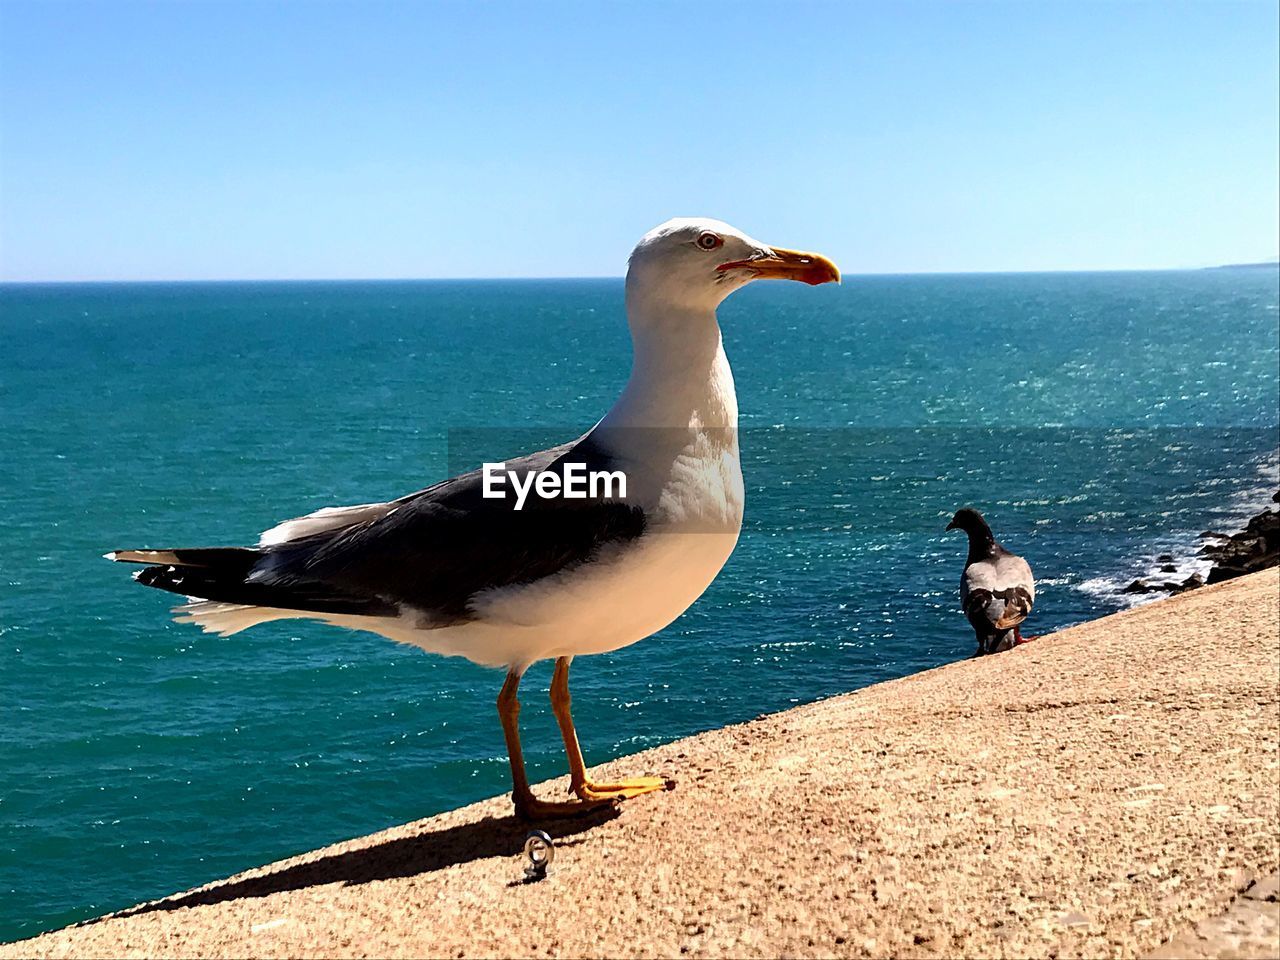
[{"left": 1, "top": 1, "right": 1276, "bottom": 281}]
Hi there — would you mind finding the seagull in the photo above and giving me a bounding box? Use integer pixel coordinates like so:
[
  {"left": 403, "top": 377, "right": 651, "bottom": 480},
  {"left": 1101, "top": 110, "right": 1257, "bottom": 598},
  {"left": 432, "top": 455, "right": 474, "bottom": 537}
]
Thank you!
[
  {"left": 107, "top": 218, "right": 840, "bottom": 820},
  {"left": 945, "top": 507, "right": 1035, "bottom": 656}
]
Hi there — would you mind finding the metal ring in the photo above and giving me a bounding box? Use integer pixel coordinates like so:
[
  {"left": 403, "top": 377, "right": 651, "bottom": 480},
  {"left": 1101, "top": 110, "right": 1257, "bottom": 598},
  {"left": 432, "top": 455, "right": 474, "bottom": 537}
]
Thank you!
[{"left": 524, "top": 830, "right": 554, "bottom": 870}]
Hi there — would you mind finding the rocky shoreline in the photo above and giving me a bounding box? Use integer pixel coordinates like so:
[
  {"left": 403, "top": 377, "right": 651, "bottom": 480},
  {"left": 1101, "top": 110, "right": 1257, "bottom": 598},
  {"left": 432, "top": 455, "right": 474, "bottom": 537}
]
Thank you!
[{"left": 1125, "top": 490, "right": 1280, "bottom": 596}]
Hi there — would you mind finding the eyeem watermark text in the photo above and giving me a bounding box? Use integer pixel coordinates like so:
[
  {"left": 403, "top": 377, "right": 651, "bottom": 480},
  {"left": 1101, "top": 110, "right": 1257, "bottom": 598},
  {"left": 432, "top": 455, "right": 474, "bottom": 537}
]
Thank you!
[{"left": 482, "top": 462, "right": 627, "bottom": 510}]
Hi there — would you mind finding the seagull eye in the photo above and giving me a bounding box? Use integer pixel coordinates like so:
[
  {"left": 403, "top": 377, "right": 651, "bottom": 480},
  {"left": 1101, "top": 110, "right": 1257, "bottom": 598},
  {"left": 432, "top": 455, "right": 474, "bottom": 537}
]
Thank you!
[{"left": 696, "top": 232, "right": 724, "bottom": 251}]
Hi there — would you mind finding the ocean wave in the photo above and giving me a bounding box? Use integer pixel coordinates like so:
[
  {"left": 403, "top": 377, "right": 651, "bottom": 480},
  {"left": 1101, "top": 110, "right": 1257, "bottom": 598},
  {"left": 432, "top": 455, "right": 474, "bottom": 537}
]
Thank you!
[{"left": 1072, "top": 450, "right": 1278, "bottom": 609}]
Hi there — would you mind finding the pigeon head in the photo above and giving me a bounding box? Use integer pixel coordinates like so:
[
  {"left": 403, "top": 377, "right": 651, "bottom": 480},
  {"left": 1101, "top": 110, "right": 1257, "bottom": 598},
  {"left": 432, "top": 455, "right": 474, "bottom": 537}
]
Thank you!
[
  {"left": 626, "top": 218, "right": 840, "bottom": 313},
  {"left": 946, "top": 507, "right": 992, "bottom": 537}
]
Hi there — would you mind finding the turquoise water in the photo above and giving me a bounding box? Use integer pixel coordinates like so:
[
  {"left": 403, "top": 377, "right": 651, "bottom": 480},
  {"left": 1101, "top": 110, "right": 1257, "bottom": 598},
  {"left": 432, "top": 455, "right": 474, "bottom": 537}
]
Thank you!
[{"left": 2, "top": 270, "right": 1277, "bottom": 941}]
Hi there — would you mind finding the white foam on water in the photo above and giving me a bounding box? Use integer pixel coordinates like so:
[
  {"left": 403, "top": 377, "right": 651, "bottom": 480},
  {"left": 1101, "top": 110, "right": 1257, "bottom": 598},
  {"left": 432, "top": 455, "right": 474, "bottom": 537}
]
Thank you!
[{"left": 1073, "top": 450, "right": 1278, "bottom": 610}]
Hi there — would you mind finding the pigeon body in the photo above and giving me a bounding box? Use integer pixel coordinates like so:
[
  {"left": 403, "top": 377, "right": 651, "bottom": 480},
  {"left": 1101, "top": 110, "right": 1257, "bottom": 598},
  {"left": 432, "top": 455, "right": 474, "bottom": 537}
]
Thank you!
[{"left": 946, "top": 507, "right": 1035, "bottom": 656}]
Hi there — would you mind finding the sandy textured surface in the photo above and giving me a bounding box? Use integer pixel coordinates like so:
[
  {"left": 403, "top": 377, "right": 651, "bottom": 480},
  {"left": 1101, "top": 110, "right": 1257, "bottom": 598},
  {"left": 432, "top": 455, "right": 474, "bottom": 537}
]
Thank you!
[
  {"left": 1147, "top": 871, "right": 1279, "bottom": 959},
  {"left": 6, "top": 569, "right": 1278, "bottom": 959}
]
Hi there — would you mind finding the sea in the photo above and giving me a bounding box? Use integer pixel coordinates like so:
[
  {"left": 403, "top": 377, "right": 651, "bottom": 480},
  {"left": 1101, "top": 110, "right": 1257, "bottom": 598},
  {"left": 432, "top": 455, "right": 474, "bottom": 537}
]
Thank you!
[{"left": 1, "top": 269, "right": 1277, "bottom": 942}]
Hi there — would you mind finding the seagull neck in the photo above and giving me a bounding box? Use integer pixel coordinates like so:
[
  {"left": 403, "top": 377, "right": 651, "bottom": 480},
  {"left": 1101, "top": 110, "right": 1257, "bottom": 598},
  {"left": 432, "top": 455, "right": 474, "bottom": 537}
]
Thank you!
[{"left": 599, "top": 298, "right": 738, "bottom": 432}]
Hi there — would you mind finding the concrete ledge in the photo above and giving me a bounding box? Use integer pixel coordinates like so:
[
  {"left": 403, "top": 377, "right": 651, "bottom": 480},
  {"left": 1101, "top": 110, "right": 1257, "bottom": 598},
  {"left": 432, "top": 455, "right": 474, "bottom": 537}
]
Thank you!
[{"left": 5, "top": 569, "right": 1278, "bottom": 959}]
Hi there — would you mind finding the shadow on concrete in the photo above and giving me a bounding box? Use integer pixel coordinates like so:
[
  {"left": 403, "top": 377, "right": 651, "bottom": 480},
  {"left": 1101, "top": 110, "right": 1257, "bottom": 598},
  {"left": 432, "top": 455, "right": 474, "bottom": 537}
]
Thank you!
[{"left": 88, "top": 806, "right": 619, "bottom": 924}]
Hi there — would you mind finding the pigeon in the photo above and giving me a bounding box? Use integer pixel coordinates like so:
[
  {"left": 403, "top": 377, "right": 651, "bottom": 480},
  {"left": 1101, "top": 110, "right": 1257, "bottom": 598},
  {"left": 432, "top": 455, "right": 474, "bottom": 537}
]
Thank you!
[{"left": 946, "top": 507, "right": 1035, "bottom": 656}]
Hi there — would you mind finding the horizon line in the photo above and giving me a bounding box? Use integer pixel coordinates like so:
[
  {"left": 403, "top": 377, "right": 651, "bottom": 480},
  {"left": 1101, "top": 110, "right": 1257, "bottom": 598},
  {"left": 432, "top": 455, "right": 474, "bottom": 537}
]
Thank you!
[{"left": 3, "top": 262, "right": 1278, "bottom": 286}]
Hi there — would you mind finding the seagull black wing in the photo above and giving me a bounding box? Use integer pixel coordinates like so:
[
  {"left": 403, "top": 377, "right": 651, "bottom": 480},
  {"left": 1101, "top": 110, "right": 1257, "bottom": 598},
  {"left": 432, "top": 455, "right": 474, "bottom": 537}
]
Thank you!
[{"left": 110, "top": 436, "right": 646, "bottom": 626}]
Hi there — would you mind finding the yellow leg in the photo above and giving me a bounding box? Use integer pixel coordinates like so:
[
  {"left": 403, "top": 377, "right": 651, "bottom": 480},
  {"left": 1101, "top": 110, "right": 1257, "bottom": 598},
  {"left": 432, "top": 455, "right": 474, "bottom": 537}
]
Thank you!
[
  {"left": 497, "top": 667, "right": 615, "bottom": 821},
  {"left": 550, "top": 656, "right": 675, "bottom": 802}
]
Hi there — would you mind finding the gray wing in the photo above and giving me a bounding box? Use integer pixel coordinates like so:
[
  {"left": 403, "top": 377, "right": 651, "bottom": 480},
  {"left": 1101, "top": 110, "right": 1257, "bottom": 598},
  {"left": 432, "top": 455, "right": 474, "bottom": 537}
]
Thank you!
[
  {"left": 256, "top": 434, "right": 645, "bottom": 624},
  {"left": 124, "top": 434, "right": 646, "bottom": 625},
  {"left": 961, "top": 551, "right": 1035, "bottom": 633}
]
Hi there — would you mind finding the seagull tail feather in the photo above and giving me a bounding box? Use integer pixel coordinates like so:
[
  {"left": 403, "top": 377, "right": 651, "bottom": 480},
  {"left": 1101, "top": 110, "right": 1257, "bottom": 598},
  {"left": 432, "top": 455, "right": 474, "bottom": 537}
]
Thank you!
[
  {"left": 103, "top": 546, "right": 261, "bottom": 570},
  {"left": 172, "top": 601, "right": 299, "bottom": 637},
  {"left": 105, "top": 545, "right": 396, "bottom": 620}
]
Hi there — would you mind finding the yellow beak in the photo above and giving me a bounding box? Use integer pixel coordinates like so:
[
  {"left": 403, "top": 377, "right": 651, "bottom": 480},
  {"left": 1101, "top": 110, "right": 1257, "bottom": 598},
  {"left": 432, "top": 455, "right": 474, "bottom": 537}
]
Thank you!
[{"left": 717, "top": 246, "right": 841, "bottom": 285}]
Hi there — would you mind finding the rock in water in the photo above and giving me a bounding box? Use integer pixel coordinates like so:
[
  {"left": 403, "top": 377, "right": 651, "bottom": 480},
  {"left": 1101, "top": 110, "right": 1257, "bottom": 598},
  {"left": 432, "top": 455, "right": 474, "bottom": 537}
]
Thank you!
[{"left": 1202, "top": 492, "right": 1280, "bottom": 585}]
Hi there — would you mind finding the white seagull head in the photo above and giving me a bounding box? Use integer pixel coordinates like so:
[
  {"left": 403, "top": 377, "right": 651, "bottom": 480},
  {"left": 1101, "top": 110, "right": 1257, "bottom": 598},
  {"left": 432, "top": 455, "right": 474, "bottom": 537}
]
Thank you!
[{"left": 625, "top": 217, "right": 840, "bottom": 313}]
